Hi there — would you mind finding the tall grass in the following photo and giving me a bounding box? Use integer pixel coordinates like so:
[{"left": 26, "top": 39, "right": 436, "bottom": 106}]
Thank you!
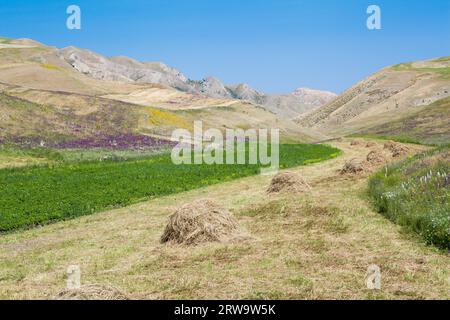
[{"left": 368, "top": 147, "right": 450, "bottom": 249}]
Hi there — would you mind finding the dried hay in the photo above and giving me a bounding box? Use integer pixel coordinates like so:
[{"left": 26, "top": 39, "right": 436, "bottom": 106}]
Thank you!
[
  {"left": 54, "top": 284, "right": 129, "bottom": 300},
  {"left": 267, "top": 171, "right": 311, "bottom": 194},
  {"left": 340, "top": 158, "right": 367, "bottom": 175},
  {"left": 350, "top": 139, "right": 362, "bottom": 146},
  {"left": 160, "top": 199, "right": 247, "bottom": 245},
  {"left": 383, "top": 141, "right": 409, "bottom": 157},
  {"left": 366, "top": 150, "right": 388, "bottom": 165}
]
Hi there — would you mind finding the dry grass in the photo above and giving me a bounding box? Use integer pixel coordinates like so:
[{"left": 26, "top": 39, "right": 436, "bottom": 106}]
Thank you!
[
  {"left": 54, "top": 284, "right": 129, "bottom": 300},
  {"left": 350, "top": 139, "right": 363, "bottom": 146},
  {"left": 383, "top": 141, "right": 410, "bottom": 157},
  {"left": 0, "top": 139, "right": 448, "bottom": 300},
  {"left": 160, "top": 199, "right": 248, "bottom": 245},
  {"left": 0, "top": 154, "right": 48, "bottom": 169},
  {"left": 340, "top": 158, "right": 366, "bottom": 175}
]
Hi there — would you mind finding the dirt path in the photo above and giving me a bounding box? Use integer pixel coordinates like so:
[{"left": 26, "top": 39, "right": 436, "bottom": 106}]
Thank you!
[{"left": 0, "top": 139, "right": 448, "bottom": 299}]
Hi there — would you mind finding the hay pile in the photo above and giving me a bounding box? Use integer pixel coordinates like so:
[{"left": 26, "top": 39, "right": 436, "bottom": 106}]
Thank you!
[
  {"left": 384, "top": 141, "right": 409, "bottom": 157},
  {"left": 366, "top": 150, "right": 388, "bottom": 165},
  {"left": 366, "top": 141, "right": 376, "bottom": 148},
  {"left": 350, "top": 139, "right": 362, "bottom": 146},
  {"left": 160, "top": 199, "right": 246, "bottom": 245},
  {"left": 267, "top": 171, "right": 311, "bottom": 194},
  {"left": 340, "top": 158, "right": 366, "bottom": 175},
  {"left": 54, "top": 284, "right": 129, "bottom": 300}
]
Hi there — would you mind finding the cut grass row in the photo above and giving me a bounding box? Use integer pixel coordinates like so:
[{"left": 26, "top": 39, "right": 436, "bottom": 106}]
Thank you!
[{"left": 0, "top": 144, "right": 340, "bottom": 231}]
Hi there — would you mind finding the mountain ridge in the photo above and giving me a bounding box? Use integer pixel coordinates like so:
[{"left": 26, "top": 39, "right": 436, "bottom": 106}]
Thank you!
[{"left": 55, "top": 45, "right": 336, "bottom": 118}]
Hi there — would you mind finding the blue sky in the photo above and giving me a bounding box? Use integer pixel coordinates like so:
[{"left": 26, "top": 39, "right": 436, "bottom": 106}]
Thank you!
[{"left": 0, "top": 0, "right": 449, "bottom": 93}]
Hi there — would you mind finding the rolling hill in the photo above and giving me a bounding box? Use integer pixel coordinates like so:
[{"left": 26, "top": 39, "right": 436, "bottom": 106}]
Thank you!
[
  {"left": 296, "top": 57, "right": 450, "bottom": 143},
  {"left": 54, "top": 43, "right": 336, "bottom": 118}
]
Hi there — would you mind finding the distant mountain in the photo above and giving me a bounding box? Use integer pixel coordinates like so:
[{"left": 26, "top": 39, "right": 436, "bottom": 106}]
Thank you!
[
  {"left": 57, "top": 46, "right": 193, "bottom": 92},
  {"left": 248, "top": 87, "right": 337, "bottom": 119},
  {"left": 56, "top": 46, "right": 336, "bottom": 118}
]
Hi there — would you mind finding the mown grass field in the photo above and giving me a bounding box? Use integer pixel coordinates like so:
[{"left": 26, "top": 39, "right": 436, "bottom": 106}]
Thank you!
[
  {"left": 369, "top": 146, "right": 450, "bottom": 249},
  {"left": 0, "top": 144, "right": 340, "bottom": 231}
]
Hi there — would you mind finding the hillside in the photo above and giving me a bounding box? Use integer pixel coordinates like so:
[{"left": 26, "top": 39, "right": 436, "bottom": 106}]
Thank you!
[
  {"left": 0, "top": 38, "right": 318, "bottom": 144},
  {"left": 358, "top": 97, "right": 450, "bottom": 145},
  {"left": 55, "top": 44, "right": 336, "bottom": 118},
  {"left": 296, "top": 57, "right": 450, "bottom": 141}
]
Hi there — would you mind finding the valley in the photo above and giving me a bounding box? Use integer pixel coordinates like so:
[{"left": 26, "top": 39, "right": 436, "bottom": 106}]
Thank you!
[{"left": 0, "top": 37, "right": 448, "bottom": 300}]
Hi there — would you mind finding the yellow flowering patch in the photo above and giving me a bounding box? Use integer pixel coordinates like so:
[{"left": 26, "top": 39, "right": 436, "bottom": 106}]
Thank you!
[
  {"left": 144, "top": 107, "right": 191, "bottom": 129},
  {"left": 40, "top": 63, "right": 62, "bottom": 71}
]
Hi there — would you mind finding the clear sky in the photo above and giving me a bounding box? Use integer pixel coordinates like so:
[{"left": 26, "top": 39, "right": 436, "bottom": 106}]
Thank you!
[{"left": 0, "top": 0, "right": 449, "bottom": 93}]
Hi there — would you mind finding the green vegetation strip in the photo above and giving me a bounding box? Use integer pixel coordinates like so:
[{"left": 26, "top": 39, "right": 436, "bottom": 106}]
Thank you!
[
  {"left": 369, "top": 146, "right": 450, "bottom": 249},
  {"left": 0, "top": 144, "right": 340, "bottom": 231}
]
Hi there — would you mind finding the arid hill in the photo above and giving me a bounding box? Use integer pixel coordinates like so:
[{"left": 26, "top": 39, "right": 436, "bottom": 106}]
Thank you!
[
  {"left": 296, "top": 57, "right": 450, "bottom": 143},
  {"left": 0, "top": 37, "right": 318, "bottom": 143}
]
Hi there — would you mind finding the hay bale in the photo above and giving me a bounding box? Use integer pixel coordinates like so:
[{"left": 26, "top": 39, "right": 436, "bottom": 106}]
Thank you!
[
  {"left": 366, "top": 141, "right": 376, "bottom": 148},
  {"left": 160, "top": 199, "right": 246, "bottom": 245},
  {"left": 383, "top": 140, "right": 396, "bottom": 149},
  {"left": 383, "top": 141, "right": 409, "bottom": 157},
  {"left": 366, "top": 150, "right": 387, "bottom": 164},
  {"left": 55, "top": 284, "right": 129, "bottom": 300},
  {"left": 340, "top": 158, "right": 366, "bottom": 175},
  {"left": 350, "top": 139, "right": 362, "bottom": 146},
  {"left": 267, "top": 171, "right": 311, "bottom": 194}
]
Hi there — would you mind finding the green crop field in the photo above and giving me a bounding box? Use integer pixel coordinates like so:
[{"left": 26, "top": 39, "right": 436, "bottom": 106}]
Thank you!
[{"left": 0, "top": 144, "right": 340, "bottom": 231}]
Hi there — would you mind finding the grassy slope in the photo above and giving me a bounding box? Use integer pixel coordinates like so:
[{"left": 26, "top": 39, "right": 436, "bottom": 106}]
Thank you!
[
  {"left": 369, "top": 147, "right": 450, "bottom": 249},
  {"left": 0, "top": 45, "right": 314, "bottom": 144},
  {"left": 392, "top": 61, "right": 450, "bottom": 80},
  {"left": 1, "top": 139, "right": 448, "bottom": 299},
  {"left": 0, "top": 92, "right": 142, "bottom": 142},
  {"left": 0, "top": 144, "right": 340, "bottom": 231},
  {"left": 355, "top": 97, "right": 450, "bottom": 145}
]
